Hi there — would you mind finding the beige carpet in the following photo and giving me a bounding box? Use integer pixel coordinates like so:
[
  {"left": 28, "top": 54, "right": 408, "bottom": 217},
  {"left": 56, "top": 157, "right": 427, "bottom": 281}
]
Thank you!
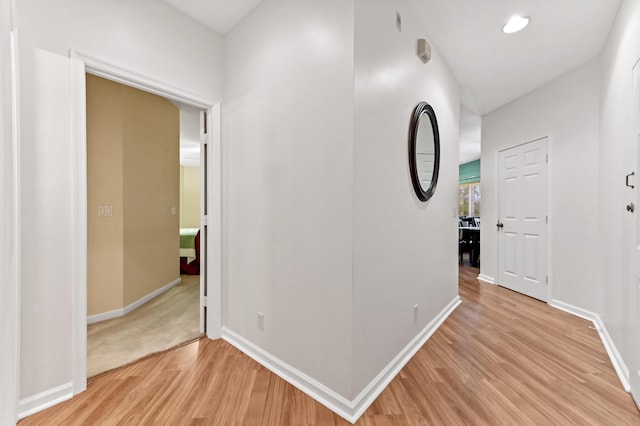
[{"left": 88, "top": 275, "right": 202, "bottom": 377}]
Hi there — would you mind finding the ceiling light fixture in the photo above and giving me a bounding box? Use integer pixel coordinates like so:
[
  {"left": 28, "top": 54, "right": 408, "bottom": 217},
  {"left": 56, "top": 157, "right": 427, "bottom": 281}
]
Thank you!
[{"left": 502, "top": 16, "right": 530, "bottom": 34}]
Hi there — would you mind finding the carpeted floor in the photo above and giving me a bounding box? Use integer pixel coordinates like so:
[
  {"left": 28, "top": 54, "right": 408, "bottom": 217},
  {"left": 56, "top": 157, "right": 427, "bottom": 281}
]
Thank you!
[{"left": 87, "top": 275, "right": 201, "bottom": 377}]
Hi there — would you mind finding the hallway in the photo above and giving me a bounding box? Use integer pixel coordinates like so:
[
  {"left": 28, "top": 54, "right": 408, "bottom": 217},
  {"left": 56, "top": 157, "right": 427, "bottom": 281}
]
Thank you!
[{"left": 20, "top": 266, "right": 640, "bottom": 424}]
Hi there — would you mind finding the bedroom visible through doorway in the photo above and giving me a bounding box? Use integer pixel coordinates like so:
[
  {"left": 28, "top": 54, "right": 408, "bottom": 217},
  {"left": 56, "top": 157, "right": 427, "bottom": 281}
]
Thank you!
[{"left": 85, "top": 74, "right": 205, "bottom": 377}]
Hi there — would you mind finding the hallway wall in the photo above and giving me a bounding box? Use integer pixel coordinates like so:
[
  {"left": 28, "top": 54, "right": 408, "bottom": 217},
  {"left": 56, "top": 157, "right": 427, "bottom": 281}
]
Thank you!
[
  {"left": 481, "top": 58, "right": 601, "bottom": 312},
  {"left": 352, "top": 0, "right": 460, "bottom": 398},
  {"left": 598, "top": 0, "right": 640, "bottom": 374},
  {"left": 223, "top": 0, "right": 355, "bottom": 398}
]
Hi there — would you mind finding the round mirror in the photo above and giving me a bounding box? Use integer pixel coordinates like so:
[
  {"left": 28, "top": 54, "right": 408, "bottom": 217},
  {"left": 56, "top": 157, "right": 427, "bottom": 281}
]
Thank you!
[{"left": 408, "top": 102, "right": 440, "bottom": 202}]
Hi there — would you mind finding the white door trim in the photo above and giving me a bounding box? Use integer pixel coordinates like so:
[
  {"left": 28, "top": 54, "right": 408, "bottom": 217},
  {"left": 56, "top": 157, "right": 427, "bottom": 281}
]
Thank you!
[
  {"left": 69, "top": 50, "right": 222, "bottom": 394},
  {"left": 629, "top": 56, "right": 640, "bottom": 407},
  {"left": 1, "top": 24, "right": 20, "bottom": 424}
]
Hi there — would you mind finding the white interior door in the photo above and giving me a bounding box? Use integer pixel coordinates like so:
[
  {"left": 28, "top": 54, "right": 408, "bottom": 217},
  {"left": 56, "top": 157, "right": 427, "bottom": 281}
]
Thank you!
[
  {"left": 497, "top": 138, "right": 548, "bottom": 301},
  {"left": 199, "top": 110, "right": 208, "bottom": 334},
  {"left": 629, "top": 59, "right": 640, "bottom": 406}
]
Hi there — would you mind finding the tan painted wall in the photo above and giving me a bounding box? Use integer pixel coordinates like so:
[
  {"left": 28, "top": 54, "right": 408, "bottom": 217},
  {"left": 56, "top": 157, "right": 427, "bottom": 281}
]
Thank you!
[
  {"left": 122, "top": 84, "right": 180, "bottom": 305},
  {"left": 87, "top": 74, "right": 125, "bottom": 315},
  {"left": 180, "top": 166, "right": 200, "bottom": 228},
  {"left": 87, "top": 75, "right": 180, "bottom": 315}
]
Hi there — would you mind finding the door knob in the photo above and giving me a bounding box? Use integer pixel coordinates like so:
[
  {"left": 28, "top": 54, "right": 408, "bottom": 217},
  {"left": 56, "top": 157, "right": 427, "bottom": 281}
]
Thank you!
[
  {"left": 627, "top": 202, "right": 635, "bottom": 213},
  {"left": 496, "top": 221, "right": 504, "bottom": 228}
]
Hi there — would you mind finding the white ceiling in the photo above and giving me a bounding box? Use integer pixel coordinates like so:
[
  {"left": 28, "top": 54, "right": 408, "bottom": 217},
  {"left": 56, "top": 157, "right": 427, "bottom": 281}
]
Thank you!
[
  {"left": 408, "top": 0, "right": 620, "bottom": 115},
  {"left": 162, "top": 0, "right": 263, "bottom": 34},
  {"left": 459, "top": 106, "right": 482, "bottom": 165},
  {"left": 163, "top": 0, "right": 622, "bottom": 163}
]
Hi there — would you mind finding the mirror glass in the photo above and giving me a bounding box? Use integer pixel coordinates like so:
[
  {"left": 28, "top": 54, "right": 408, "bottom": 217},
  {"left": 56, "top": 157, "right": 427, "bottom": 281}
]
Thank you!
[
  {"left": 409, "top": 102, "right": 440, "bottom": 202},
  {"left": 416, "top": 114, "right": 436, "bottom": 190}
]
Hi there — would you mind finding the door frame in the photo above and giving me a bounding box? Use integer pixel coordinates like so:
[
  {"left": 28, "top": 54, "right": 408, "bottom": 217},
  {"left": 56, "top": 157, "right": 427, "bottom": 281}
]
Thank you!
[
  {"left": 1, "top": 23, "right": 20, "bottom": 423},
  {"left": 69, "top": 50, "right": 222, "bottom": 395},
  {"left": 629, "top": 56, "right": 640, "bottom": 408},
  {"left": 495, "top": 136, "right": 552, "bottom": 302}
]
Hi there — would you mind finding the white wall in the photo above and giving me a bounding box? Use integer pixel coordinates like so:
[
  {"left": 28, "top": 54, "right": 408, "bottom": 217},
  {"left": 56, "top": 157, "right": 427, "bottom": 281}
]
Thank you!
[
  {"left": 598, "top": 0, "right": 640, "bottom": 371},
  {"left": 351, "top": 0, "right": 460, "bottom": 397},
  {"left": 222, "top": 0, "right": 355, "bottom": 398},
  {"left": 1, "top": 0, "right": 18, "bottom": 422},
  {"left": 481, "top": 58, "right": 601, "bottom": 312},
  {"left": 16, "top": 0, "right": 223, "bottom": 402}
]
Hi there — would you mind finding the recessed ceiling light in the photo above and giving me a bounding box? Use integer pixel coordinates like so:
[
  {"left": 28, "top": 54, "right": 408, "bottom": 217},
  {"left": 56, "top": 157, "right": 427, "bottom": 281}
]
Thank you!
[{"left": 502, "top": 16, "right": 530, "bottom": 34}]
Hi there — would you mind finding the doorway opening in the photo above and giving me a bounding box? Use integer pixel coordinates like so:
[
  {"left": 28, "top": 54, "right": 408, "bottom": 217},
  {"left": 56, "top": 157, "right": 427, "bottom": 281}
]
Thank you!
[
  {"left": 458, "top": 106, "right": 482, "bottom": 268},
  {"left": 70, "top": 52, "right": 222, "bottom": 395},
  {"left": 85, "top": 75, "right": 206, "bottom": 377}
]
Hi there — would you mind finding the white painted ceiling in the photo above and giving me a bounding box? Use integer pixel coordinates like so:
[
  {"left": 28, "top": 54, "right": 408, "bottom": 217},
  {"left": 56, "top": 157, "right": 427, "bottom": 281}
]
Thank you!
[
  {"left": 459, "top": 106, "right": 482, "bottom": 165},
  {"left": 407, "top": 0, "right": 620, "bottom": 116},
  {"left": 163, "top": 0, "right": 622, "bottom": 163},
  {"left": 163, "top": 0, "right": 263, "bottom": 34}
]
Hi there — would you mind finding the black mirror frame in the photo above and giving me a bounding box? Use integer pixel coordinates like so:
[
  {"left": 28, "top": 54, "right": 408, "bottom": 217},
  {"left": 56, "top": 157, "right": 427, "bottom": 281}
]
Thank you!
[{"left": 408, "top": 102, "right": 440, "bottom": 202}]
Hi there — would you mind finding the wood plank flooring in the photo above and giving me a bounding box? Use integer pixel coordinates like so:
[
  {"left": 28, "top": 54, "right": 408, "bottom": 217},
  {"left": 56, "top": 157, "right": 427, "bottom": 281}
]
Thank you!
[{"left": 20, "top": 266, "right": 640, "bottom": 425}]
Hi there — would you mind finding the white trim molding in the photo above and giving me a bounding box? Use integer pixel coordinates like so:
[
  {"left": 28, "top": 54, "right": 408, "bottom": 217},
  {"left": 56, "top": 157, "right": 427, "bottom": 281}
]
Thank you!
[
  {"left": 477, "top": 274, "right": 495, "bottom": 284},
  {"left": 222, "top": 296, "right": 461, "bottom": 424},
  {"left": 349, "top": 296, "right": 462, "bottom": 421},
  {"left": 206, "top": 103, "right": 222, "bottom": 339},
  {"left": 1, "top": 23, "right": 20, "bottom": 425},
  {"left": 549, "top": 299, "right": 630, "bottom": 392},
  {"left": 222, "top": 328, "right": 355, "bottom": 422},
  {"left": 87, "top": 278, "right": 182, "bottom": 324},
  {"left": 70, "top": 50, "right": 88, "bottom": 397},
  {"left": 18, "top": 382, "right": 73, "bottom": 419}
]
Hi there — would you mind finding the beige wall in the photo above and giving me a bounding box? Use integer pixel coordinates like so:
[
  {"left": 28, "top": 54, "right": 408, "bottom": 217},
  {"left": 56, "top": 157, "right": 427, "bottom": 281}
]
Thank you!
[
  {"left": 87, "top": 74, "right": 180, "bottom": 315},
  {"left": 87, "top": 75, "right": 125, "bottom": 315},
  {"left": 180, "top": 166, "right": 200, "bottom": 228}
]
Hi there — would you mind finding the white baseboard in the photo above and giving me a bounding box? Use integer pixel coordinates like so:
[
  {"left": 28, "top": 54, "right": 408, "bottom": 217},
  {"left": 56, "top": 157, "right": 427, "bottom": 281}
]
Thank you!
[
  {"left": 222, "top": 295, "right": 461, "bottom": 424},
  {"left": 222, "top": 328, "right": 355, "bottom": 422},
  {"left": 87, "top": 277, "right": 182, "bottom": 324},
  {"left": 477, "top": 274, "right": 495, "bottom": 284},
  {"left": 19, "top": 382, "right": 73, "bottom": 419},
  {"left": 548, "top": 299, "right": 630, "bottom": 392},
  {"left": 349, "top": 296, "right": 462, "bottom": 421}
]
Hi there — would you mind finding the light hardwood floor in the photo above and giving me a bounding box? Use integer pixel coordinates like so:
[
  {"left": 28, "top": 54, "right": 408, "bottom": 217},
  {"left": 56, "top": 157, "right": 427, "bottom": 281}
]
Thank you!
[{"left": 20, "top": 266, "right": 640, "bottom": 425}]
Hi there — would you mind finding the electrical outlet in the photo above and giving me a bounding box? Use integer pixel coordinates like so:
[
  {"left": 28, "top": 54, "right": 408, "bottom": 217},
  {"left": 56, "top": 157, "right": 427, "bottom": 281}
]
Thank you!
[
  {"left": 413, "top": 305, "right": 419, "bottom": 322},
  {"left": 257, "top": 312, "right": 264, "bottom": 331}
]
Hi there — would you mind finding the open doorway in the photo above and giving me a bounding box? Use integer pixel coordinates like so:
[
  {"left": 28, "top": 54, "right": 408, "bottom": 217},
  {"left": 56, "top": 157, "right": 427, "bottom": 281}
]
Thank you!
[
  {"left": 85, "top": 74, "right": 206, "bottom": 377},
  {"left": 458, "top": 106, "right": 481, "bottom": 268}
]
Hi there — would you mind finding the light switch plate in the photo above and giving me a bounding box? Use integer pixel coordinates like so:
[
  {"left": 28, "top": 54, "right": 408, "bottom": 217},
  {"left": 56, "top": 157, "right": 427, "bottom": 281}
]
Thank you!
[{"left": 98, "top": 205, "right": 113, "bottom": 217}]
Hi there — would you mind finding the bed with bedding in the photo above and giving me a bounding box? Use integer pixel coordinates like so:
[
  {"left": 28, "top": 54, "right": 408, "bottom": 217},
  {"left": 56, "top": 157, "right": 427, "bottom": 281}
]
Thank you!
[{"left": 180, "top": 228, "right": 199, "bottom": 262}]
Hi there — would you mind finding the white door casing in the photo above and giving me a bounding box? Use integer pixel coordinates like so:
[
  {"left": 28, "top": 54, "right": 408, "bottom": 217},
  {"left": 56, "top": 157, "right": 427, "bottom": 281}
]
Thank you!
[
  {"left": 629, "top": 58, "right": 640, "bottom": 407},
  {"left": 199, "top": 110, "right": 207, "bottom": 334},
  {"left": 497, "top": 138, "right": 548, "bottom": 302}
]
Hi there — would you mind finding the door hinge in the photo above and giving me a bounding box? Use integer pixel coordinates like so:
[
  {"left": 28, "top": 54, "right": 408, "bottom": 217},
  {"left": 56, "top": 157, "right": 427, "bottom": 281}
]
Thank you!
[
  {"left": 201, "top": 215, "right": 209, "bottom": 226},
  {"left": 201, "top": 296, "right": 208, "bottom": 307},
  {"left": 546, "top": 276, "right": 548, "bottom": 284},
  {"left": 546, "top": 154, "right": 548, "bottom": 163},
  {"left": 546, "top": 215, "right": 548, "bottom": 224},
  {"left": 203, "top": 111, "right": 208, "bottom": 135}
]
